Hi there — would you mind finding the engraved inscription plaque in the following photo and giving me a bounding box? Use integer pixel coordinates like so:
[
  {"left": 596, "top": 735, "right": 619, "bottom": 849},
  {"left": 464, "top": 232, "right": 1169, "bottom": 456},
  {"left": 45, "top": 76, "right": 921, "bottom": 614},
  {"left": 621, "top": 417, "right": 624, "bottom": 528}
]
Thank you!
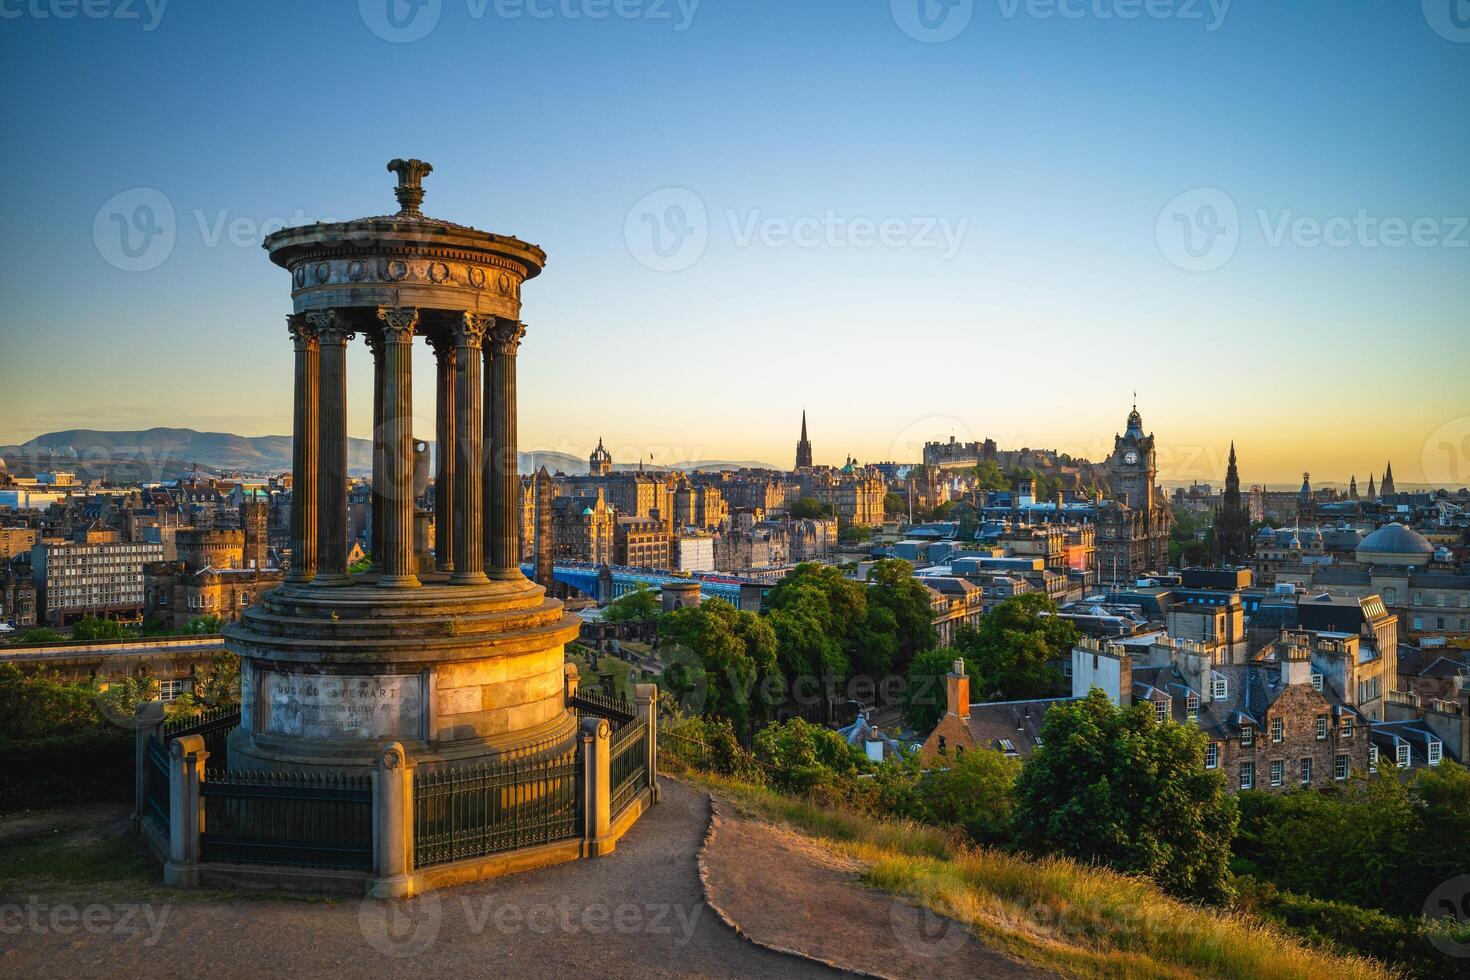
[{"left": 261, "top": 672, "right": 424, "bottom": 739}]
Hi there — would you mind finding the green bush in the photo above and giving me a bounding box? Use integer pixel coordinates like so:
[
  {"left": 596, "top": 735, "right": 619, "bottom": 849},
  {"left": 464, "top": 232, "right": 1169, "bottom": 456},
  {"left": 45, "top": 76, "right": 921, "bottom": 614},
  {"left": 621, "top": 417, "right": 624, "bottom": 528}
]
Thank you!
[
  {"left": 905, "top": 746, "right": 1020, "bottom": 846},
  {"left": 1237, "top": 878, "right": 1470, "bottom": 979}
]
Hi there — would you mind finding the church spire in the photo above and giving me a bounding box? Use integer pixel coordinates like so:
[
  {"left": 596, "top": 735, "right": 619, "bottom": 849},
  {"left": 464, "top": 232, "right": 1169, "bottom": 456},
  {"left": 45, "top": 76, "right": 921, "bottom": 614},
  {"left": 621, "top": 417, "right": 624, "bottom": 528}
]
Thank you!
[
  {"left": 1381, "top": 461, "right": 1395, "bottom": 496},
  {"left": 795, "top": 409, "right": 813, "bottom": 470}
]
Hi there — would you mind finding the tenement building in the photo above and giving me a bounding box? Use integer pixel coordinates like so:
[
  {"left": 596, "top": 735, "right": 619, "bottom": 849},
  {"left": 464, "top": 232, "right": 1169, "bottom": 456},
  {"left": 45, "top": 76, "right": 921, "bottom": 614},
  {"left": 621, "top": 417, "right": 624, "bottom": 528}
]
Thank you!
[{"left": 31, "top": 527, "right": 163, "bottom": 626}]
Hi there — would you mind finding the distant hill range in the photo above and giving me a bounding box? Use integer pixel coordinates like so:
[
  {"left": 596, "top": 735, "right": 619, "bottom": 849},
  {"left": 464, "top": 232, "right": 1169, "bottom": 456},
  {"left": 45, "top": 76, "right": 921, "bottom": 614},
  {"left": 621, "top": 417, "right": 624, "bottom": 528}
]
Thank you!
[{"left": 1, "top": 429, "right": 779, "bottom": 482}]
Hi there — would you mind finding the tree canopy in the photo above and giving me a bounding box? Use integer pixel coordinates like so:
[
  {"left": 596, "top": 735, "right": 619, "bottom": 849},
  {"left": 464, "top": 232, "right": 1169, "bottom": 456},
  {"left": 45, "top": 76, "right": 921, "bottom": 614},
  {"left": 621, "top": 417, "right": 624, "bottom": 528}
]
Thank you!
[
  {"left": 602, "top": 583, "right": 661, "bottom": 623},
  {"left": 1012, "top": 689, "right": 1238, "bottom": 902},
  {"left": 658, "top": 598, "right": 778, "bottom": 733}
]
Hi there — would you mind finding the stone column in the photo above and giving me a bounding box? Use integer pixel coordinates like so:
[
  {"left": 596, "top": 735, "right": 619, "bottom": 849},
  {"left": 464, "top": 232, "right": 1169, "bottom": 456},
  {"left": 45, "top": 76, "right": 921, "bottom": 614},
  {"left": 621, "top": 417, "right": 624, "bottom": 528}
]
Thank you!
[
  {"left": 581, "top": 716, "right": 612, "bottom": 857},
  {"left": 450, "top": 313, "right": 490, "bottom": 585},
  {"left": 429, "top": 332, "right": 456, "bottom": 573},
  {"left": 164, "top": 734, "right": 207, "bottom": 887},
  {"left": 369, "top": 741, "right": 415, "bottom": 899},
  {"left": 482, "top": 342, "right": 494, "bottom": 576},
  {"left": 633, "top": 682, "right": 660, "bottom": 804},
  {"left": 309, "top": 309, "right": 353, "bottom": 587},
  {"left": 286, "top": 315, "right": 319, "bottom": 583},
  {"left": 376, "top": 307, "right": 420, "bottom": 588},
  {"left": 131, "top": 700, "right": 165, "bottom": 831},
  {"left": 488, "top": 319, "right": 527, "bottom": 580},
  {"left": 366, "top": 330, "right": 385, "bottom": 574}
]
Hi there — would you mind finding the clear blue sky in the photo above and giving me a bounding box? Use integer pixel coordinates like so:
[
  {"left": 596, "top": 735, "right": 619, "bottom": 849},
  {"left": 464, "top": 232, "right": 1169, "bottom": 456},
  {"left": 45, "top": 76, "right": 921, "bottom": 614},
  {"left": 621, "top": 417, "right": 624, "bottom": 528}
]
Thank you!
[{"left": 1, "top": 0, "right": 1466, "bottom": 487}]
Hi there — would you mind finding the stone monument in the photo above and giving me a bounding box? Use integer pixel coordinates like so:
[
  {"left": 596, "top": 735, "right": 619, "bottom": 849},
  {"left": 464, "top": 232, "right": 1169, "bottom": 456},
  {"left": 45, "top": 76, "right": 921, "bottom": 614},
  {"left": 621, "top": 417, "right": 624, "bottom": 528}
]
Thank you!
[{"left": 224, "top": 159, "right": 580, "bottom": 772}]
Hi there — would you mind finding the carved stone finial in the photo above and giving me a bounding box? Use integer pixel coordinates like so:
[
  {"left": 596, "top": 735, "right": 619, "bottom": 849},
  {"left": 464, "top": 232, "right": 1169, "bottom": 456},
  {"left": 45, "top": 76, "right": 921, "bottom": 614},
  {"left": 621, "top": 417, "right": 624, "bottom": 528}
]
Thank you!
[{"left": 387, "top": 158, "right": 433, "bottom": 216}]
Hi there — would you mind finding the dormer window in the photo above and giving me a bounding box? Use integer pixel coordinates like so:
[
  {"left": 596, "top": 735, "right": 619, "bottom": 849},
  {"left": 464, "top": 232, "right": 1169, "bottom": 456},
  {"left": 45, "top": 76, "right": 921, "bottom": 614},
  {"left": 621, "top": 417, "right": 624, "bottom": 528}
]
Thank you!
[
  {"left": 1428, "top": 741, "right": 1443, "bottom": 766},
  {"left": 1186, "top": 695, "right": 1199, "bottom": 721},
  {"left": 1240, "top": 725, "right": 1254, "bottom": 746},
  {"left": 1396, "top": 743, "right": 1410, "bottom": 768},
  {"left": 1212, "top": 675, "right": 1227, "bottom": 700},
  {"left": 1340, "top": 716, "right": 1353, "bottom": 738},
  {"left": 1154, "top": 699, "right": 1168, "bottom": 723},
  {"left": 1311, "top": 672, "right": 1323, "bottom": 692}
]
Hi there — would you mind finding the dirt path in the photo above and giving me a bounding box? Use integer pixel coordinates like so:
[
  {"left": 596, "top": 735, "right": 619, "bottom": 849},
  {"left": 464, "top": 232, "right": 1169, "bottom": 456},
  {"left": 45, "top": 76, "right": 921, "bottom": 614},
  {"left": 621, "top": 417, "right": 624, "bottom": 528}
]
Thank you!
[{"left": 698, "top": 797, "right": 1054, "bottom": 979}]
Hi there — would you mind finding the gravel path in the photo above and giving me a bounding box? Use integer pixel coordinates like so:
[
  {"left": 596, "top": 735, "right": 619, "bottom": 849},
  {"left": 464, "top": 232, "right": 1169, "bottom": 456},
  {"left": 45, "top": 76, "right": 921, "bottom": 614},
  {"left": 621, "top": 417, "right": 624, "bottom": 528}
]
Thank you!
[
  {"left": 699, "top": 798, "right": 1054, "bottom": 979},
  {"left": 0, "top": 781, "right": 845, "bottom": 979}
]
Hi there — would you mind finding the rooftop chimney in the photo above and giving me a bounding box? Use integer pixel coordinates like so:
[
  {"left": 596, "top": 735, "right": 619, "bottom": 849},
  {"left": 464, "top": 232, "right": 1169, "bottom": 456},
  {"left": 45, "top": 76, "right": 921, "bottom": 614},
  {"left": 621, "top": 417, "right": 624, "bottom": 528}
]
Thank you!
[{"left": 946, "top": 659, "right": 970, "bottom": 720}]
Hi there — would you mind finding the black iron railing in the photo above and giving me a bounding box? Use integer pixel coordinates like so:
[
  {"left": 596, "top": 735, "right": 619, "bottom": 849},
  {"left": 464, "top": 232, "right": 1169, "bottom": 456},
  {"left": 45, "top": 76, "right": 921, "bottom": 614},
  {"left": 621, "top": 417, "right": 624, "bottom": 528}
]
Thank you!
[
  {"left": 166, "top": 705, "right": 239, "bottom": 768},
  {"left": 412, "top": 751, "right": 581, "bottom": 869},
  {"left": 609, "top": 717, "right": 649, "bottom": 818},
  {"left": 145, "top": 737, "right": 171, "bottom": 834},
  {"left": 199, "top": 769, "right": 373, "bottom": 871},
  {"left": 571, "top": 689, "right": 635, "bottom": 730}
]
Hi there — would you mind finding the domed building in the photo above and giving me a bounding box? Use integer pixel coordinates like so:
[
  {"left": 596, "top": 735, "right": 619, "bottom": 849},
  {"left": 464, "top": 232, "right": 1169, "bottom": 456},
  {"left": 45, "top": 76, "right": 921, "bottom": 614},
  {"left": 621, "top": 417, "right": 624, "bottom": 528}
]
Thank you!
[{"left": 1355, "top": 522, "right": 1434, "bottom": 569}]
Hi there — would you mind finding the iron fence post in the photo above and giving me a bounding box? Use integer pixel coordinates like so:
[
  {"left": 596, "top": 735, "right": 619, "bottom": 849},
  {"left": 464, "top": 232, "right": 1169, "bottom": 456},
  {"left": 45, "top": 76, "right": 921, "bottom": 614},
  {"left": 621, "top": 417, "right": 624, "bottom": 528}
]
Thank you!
[{"left": 164, "top": 734, "right": 207, "bottom": 887}]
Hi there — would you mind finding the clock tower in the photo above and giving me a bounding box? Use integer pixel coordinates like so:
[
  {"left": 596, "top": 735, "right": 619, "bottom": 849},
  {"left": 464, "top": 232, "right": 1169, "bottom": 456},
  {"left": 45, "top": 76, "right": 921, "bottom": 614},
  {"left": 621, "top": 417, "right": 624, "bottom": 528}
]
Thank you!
[
  {"left": 1109, "top": 400, "right": 1156, "bottom": 510},
  {"left": 1096, "top": 399, "right": 1173, "bottom": 581}
]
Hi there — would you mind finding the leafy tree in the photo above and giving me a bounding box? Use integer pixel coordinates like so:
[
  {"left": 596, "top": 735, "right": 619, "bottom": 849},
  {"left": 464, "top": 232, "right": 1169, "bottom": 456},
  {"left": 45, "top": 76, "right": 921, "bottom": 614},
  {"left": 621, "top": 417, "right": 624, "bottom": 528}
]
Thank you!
[
  {"left": 789, "top": 497, "right": 833, "bottom": 519},
  {"left": 954, "top": 593, "right": 1075, "bottom": 700},
  {"left": 71, "top": 616, "right": 126, "bottom": 641},
  {"left": 907, "top": 745, "right": 1020, "bottom": 846},
  {"left": 602, "top": 584, "right": 661, "bottom": 623},
  {"left": 883, "top": 492, "right": 907, "bottom": 516},
  {"left": 658, "top": 598, "right": 778, "bottom": 733},
  {"left": 930, "top": 500, "right": 956, "bottom": 519},
  {"left": 865, "top": 559, "right": 938, "bottom": 676},
  {"left": 185, "top": 614, "right": 224, "bottom": 635},
  {"left": 762, "top": 564, "right": 864, "bottom": 682},
  {"left": 753, "top": 717, "right": 867, "bottom": 795},
  {"left": 900, "top": 646, "right": 969, "bottom": 734},
  {"left": 837, "top": 523, "right": 872, "bottom": 545},
  {"left": 194, "top": 651, "right": 241, "bottom": 707},
  {"left": 972, "top": 460, "right": 1007, "bottom": 491},
  {"left": 1012, "top": 689, "right": 1238, "bottom": 902}
]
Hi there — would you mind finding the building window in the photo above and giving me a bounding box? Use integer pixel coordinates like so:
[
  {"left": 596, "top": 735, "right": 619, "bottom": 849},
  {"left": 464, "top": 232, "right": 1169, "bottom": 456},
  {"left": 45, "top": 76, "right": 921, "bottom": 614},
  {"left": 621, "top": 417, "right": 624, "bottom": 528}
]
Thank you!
[
  {"left": 1240, "top": 724, "right": 1254, "bottom": 746},
  {"left": 1369, "top": 745, "right": 1379, "bottom": 773},
  {"left": 1300, "top": 758, "right": 1312, "bottom": 785},
  {"left": 1340, "top": 716, "right": 1353, "bottom": 738},
  {"left": 1335, "top": 755, "right": 1349, "bottom": 781},
  {"left": 938, "top": 736, "right": 947, "bottom": 755},
  {"left": 1395, "top": 743, "right": 1410, "bottom": 768},
  {"left": 1269, "top": 760, "right": 1284, "bottom": 787},
  {"left": 1154, "top": 700, "right": 1168, "bottom": 723},
  {"left": 1186, "top": 695, "right": 1199, "bottom": 721},
  {"left": 1205, "top": 743, "right": 1218, "bottom": 769},
  {"left": 1311, "top": 672, "right": 1323, "bottom": 692},
  {"left": 999, "top": 738, "right": 1017, "bottom": 755},
  {"left": 1428, "top": 741, "right": 1443, "bottom": 766},
  {"left": 1315, "top": 716, "right": 1328, "bottom": 741},
  {"left": 1211, "top": 675, "right": 1228, "bottom": 700},
  {"left": 1240, "top": 762, "right": 1254, "bottom": 790},
  {"left": 1271, "top": 718, "right": 1284, "bottom": 743}
]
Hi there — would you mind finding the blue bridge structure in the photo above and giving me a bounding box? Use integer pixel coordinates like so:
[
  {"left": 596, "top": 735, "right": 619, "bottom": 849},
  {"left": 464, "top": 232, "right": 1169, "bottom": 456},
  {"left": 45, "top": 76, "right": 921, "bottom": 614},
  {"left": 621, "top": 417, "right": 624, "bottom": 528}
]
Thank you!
[{"left": 519, "top": 561, "right": 770, "bottom": 610}]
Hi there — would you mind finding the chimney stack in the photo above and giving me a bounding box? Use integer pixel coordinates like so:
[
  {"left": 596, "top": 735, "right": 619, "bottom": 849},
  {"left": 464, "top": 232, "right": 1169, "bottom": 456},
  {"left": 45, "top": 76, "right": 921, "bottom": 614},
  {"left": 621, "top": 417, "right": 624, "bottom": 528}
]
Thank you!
[{"left": 946, "top": 659, "right": 970, "bottom": 719}]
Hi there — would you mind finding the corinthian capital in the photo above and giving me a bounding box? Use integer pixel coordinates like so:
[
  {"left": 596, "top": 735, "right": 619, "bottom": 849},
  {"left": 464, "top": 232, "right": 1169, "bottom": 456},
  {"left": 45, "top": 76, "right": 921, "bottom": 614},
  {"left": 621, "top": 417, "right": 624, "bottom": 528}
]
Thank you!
[
  {"left": 376, "top": 306, "right": 420, "bottom": 343},
  {"left": 287, "top": 313, "right": 319, "bottom": 351},
  {"left": 305, "top": 309, "right": 354, "bottom": 345},
  {"left": 454, "top": 312, "right": 492, "bottom": 348},
  {"left": 489, "top": 319, "right": 526, "bottom": 356}
]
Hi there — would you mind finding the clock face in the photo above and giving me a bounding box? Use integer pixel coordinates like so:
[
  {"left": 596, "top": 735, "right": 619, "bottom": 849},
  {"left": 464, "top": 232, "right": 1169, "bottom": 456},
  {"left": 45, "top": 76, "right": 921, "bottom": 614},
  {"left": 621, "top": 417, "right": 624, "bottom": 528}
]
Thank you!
[{"left": 1124, "top": 450, "right": 1140, "bottom": 465}]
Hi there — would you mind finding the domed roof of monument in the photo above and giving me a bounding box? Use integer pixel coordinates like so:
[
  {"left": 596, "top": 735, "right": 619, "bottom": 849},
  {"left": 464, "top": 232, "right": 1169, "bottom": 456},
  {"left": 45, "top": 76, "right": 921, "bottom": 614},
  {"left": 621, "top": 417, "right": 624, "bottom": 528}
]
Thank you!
[{"left": 1356, "top": 522, "right": 1433, "bottom": 558}]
